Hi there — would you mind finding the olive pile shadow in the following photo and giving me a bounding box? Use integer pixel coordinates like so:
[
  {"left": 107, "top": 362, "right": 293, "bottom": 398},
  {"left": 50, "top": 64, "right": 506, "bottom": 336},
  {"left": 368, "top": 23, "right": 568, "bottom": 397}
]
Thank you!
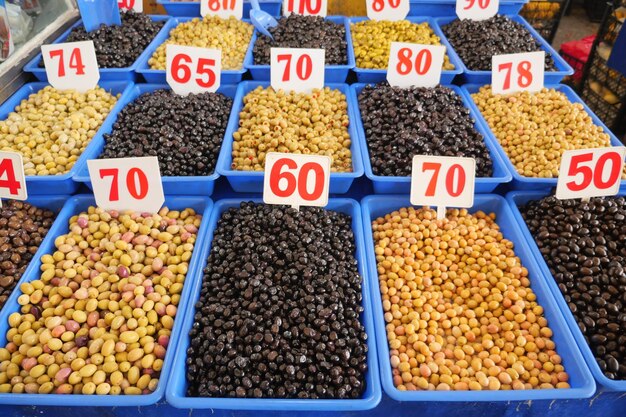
[
  {"left": 357, "top": 83, "right": 493, "bottom": 177},
  {"left": 372, "top": 207, "right": 570, "bottom": 391},
  {"left": 39, "top": 11, "right": 164, "bottom": 68},
  {"left": 0, "top": 86, "right": 118, "bottom": 176},
  {"left": 520, "top": 195, "right": 626, "bottom": 380},
  {"left": 350, "top": 20, "right": 455, "bottom": 70},
  {"left": 471, "top": 86, "right": 626, "bottom": 179},
  {"left": 99, "top": 89, "right": 232, "bottom": 176},
  {"left": 0, "top": 201, "right": 56, "bottom": 310},
  {"left": 232, "top": 86, "right": 352, "bottom": 172},
  {"left": 148, "top": 16, "right": 253, "bottom": 71},
  {"left": 0, "top": 206, "right": 202, "bottom": 395},
  {"left": 186, "top": 202, "right": 368, "bottom": 399},
  {"left": 253, "top": 15, "right": 347, "bottom": 65},
  {"left": 441, "top": 15, "right": 556, "bottom": 71}
]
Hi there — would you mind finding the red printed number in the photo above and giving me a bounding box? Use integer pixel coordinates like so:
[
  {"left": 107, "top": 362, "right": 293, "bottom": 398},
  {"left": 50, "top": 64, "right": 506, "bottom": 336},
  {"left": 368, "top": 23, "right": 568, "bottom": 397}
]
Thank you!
[
  {"left": 464, "top": 0, "right": 490, "bottom": 9},
  {"left": 48, "top": 48, "right": 85, "bottom": 77},
  {"left": 171, "top": 54, "right": 216, "bottom": 88},
  {"left": 497, "top": 61, "right": 533, "bottom": 91},
  {"left": 566, "top": 152, "right": 622, "bottom": 192},
  {"left": 422, "top": 162, "right": 466, "bottom": 197},
  {"left": 208, "top": 0, "right": 235, "bottom": 10},
  {"left": 373, "top": 0, "right": 400, "bottom": 12},
  {"left": 0, "top": 159, "right": 21, "bottom": 196},
  {"left": 99, "top": 168, "right": 149, "bottom": 202},
  {"left": 269, "top": 158, "right": 324, "bottom": 201},
  {"left": 277, "top": 54, "right": 313, "bottom": 82},
  {"left": 118, "top": 0, "right": 135, "bottom": 8},
  {"left": 286, "top": 0, "right": 323, "bottom": 14},
  {"left": 397, "top": 48, "right": 432, "bottom": 76}
]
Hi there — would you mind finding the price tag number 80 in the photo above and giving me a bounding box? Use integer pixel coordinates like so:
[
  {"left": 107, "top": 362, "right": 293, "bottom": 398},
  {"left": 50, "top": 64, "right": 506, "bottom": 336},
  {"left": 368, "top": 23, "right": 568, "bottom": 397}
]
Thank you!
[
  {"left": 373, "top": 0, "right": 400, "bottom": 11},
  {"left": 396, "top": 47, "right": 432, "bottom": 76}
]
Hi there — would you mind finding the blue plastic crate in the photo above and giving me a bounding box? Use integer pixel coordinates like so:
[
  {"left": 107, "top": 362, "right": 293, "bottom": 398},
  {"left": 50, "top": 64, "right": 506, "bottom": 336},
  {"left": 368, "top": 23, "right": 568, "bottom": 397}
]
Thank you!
[
  {"left": 246, "top": 16, "right": 356, "bottom": 83},
  {"left": 0, "top": 82, "right": 135, "bottom": 195},
  {"left": 165, "top": 197, "right": 382, "bottom": 410},
  {"left": 0, "top": 195, "right": 213, "bottom": 406},
  {"left": 23, "top": 16, "right": 170, "bottom": 82},
  {"left": 460, "top": 83, "right": 626, "bottom": 192},
  {"left": 215, "top": 81, "right": 364, "bottom": 193},
  {"left": 348, "top": 16, "right": 463, "bottom": 84},
  {"left": 157, "top": 0, "right": 282, "bottom": 17},
  {"left": 351, "top": 83, "right": 512, "bottom": 194},
  {"left": 135, "top": 17, "right": 254, "bottom": 84},
  {"left": 72, "top": 83, "right": 238, "bottom": 196},
  {"left": 434, "top": 15, "right": 573, "bottom": 85},
  {"left": 361, "top": 194, "right": 596, "bottom": 401},
  {"left": 408, "top": 0, "right": 528, "bottom": 16},
  {"left": 0, "top": 195, "right": 69, "bottom": 316},
  {"left": 506, "top": 190, "right": 626, "bottom": 392}
]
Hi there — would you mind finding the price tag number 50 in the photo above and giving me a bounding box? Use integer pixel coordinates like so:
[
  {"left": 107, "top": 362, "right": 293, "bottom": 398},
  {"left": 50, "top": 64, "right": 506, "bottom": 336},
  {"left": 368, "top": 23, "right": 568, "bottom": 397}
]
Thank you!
[
  {"left": 88, "top": 157, "right": 164, "bottom": 213},
  {"left": 411, "top": 156, "right": 476, "bottom": 209},
  {"left": 264, "top": 153, "right": 331, "bottom": 208},
  {"left": 556, "top": 148, "right": 625, "bottom": 200}
]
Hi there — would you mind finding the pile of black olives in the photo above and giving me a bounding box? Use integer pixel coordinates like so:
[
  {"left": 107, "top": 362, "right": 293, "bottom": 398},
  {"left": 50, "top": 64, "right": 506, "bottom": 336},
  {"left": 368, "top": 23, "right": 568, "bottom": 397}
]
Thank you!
[
  {"left": 99, "top": 89, "right": 232, "bottom": 176},
  {"left": 186, "top": 202, "right": 368, "bottom": 399},
  {"left": 520, "top": 195, "right": 626, "bottom": 380},
  {"left": 357, "top": 82, "right": 493, "bottom": 177},
  {"left": 253, "top": 15, "right": 347, "bottom": 65},
  {"left": 441, "top": 15, "right": 556, "bottom": 71}
]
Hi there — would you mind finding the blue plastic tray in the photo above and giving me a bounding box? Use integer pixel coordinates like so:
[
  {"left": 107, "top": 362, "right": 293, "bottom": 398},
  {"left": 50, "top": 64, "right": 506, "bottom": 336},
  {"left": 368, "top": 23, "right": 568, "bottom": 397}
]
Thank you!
[
  {"left": 72, "top": 83, "right": 238, "bottom": 196},
  {"left": 166, "top": 197, "right": 382, "bottom": 410},
  {"left": 0, "top": 81, "right": 135, "bottom": 195},
  {"left": 0, "top": 195, "right": 213, "bottom": 406},
  {"left": 408, "top": 0, "right": 528, "bottom": 16},
  {"left": 351, "top": 83, "right": 512, "bottom": 194},
  {"left": 506, "top": 190, "right": 626, "bottom": 392},
  {"left": 135, "top": 17, "right": 254, "bottom": 84},
  {"left": 361, "top": 194, "right": 595, "bottom": 401},
  {"left": 0, "top": 195, "right": 69, "bottom": 316},
  {"left": 215, "top": 81, "right": 364, "bottom": 193},
  {"left": 246, "top": 16, "right": 356, "bottom": 83},
  {"left": 348, "top": 16, "right": 463, "bottom": 84},
  {"left": 157, "top": 0, "right": 282, "bottom": 17},
  {"left": 434, "top": 15, "right": 573, "bottom": 85},
  {"left": 23, "top": 16, "right": 170, "bottom": 82},
  {"left": 460, "top": 83, "right": 626, "bottom": 191}
]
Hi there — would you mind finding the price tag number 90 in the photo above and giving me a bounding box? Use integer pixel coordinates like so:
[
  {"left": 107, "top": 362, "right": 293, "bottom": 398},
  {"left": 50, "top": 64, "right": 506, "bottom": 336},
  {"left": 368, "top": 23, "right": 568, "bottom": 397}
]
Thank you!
[
  {"left": 557, "top": 148, "right": 625, "bottom": 199},
  {"left": 264, "top": 153, "right": 331, "bottom": 208},
  {"left": 463, "top": 0, "right": 490, "bottom": 9}
]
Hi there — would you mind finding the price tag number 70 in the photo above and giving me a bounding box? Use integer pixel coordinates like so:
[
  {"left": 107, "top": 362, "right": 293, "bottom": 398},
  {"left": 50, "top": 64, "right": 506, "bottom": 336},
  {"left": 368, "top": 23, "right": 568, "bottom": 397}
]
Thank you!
[
  {"left": 264, "top": 153, "right": 331, "bottom": 208},
  {"left": 556, "top": 148, "right": 625, "bottom": 200},
  {"left": 270, "top": 48, "right": 324, "bottom": 93},
  {"left": 99, "top": 168, "right": 148, "bottom": 202},
  {"left": 410, "top": 156, "right": 476, "bottom": 209}
]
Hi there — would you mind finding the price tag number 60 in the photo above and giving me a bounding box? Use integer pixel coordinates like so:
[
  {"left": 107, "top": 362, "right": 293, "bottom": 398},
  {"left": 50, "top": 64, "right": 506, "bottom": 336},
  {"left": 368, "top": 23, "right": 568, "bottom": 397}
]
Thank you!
[
  {"left": 556, "top": 148, "right": 625, "bottom": 200},
  {"left": 264, "top": 153, "right": 331, "bottom": 208}
]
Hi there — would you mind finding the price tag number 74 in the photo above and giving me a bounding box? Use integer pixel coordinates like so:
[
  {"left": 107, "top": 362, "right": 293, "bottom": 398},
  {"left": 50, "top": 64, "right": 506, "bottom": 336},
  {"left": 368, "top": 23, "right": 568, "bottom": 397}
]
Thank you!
[
  {"left": 0, "top": 152, "right": 28, "bottom": 202},
  {"left": 49, "top": 48, "right": 84, "bottom": 77}
]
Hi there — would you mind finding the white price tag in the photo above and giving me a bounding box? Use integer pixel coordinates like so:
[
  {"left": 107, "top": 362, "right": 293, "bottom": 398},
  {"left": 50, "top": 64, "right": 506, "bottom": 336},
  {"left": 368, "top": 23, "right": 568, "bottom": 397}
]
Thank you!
[
  {"left": 118, "top": 0, "right": 143, "bottom": 12},
  {"left": 0, "top": 151, "right": 27, "bottom": 207},
  {"left": 411, "top": 156, "right": 475, "bottom": 219},
  {"left": 387, "top": 42, "right": 445, "bottom": 88},
  {"left": 283, "top": 0, "right": 328, "bottom": 16},
  {"left": 166, "top": 45, "right": 221, "bottom": 96},
  {"left": 270, "top": 48, "right": 325, "bottom": 93},
  {"left": 201, "top": 0, "right": 243, "bottom": 19},
  {"left": 41, "top": 41, "right": 100, "bottom": 93},
  {"left": 263, "top": 152, "right": 331, "bottom": 210},
  {"left": 456, "top": 0, "right": 499, "bottom": 21},
  {"left": 365, "top": 0, "right": 409, "bottom": 21},
  {"left": 492, "top": 51, "right": 545, "bottom": 95},
  {"left": 556, "top": 147, "right": 625, "bottom": 200},
  {"left": 88, "top": 157, "right": 165, "bottom": 213}
]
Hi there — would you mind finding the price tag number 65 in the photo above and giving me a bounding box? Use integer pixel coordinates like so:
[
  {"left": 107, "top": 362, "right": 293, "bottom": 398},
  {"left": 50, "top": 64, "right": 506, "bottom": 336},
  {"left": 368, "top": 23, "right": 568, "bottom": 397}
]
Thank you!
[
  {"left": 166, "top": 45, "right": 222, "bottom": 96},
  {"left": 264, "top": 153, "right": 331, "bottom": 208}
]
